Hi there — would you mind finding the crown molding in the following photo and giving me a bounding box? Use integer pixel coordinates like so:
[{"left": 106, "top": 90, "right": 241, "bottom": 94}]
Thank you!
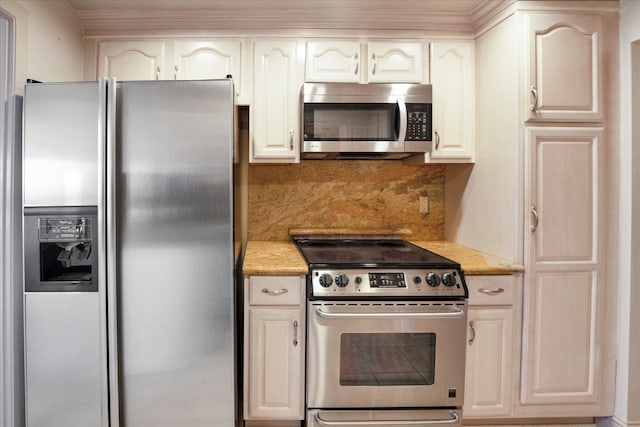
[{"left": 76, "top": 1, "right": 497, "bottom": 38}]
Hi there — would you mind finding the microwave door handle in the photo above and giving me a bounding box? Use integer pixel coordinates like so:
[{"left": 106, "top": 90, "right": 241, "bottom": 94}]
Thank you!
[
  {"left": 314, "top": 410, "right": 459, "bottom": 426},
  {"left": 314, "top": 306, "right": 464, "bottom": 319},
  {"left": 397, "top": 97, "right": 407, "bottom": 143}
]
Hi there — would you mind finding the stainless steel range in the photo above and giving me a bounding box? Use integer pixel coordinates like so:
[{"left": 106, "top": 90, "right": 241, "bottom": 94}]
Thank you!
[{"left": 295, "top": 238, "right": 468, "bottom": 427}]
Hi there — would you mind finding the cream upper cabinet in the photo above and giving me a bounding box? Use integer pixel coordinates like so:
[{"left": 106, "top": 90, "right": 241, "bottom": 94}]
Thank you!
[
  {"left": 305, "top": 40, "right": 361, "bottom": 82},
  {"left": 524, "top": 12, "right": 603, "bottom": 122},
  {"left": 305, "top": 40, "right": 425, "bottom": 83},
  {"left": 251, "top": 40, "right": 302, "bottom": 163},
  {"left": 521, "top": 127, "right": 606, "bottom": 409},
  {"left": 464, "top": 275, "right": 518, "bottom": 418},
  {"left": 429, "top": 40, "right": 474, "bottom": 161},
  {"left": 243, "top": 276, "right": 305, "bottom": 421},
  {"left": 406, "top": 40, "right": 474, "bottom": 164},
  {"left": 97, "top": 40, "right": 167, "bottom": 80},
  {"left": 172, "top": 40, "right": 244, "bottom": 99},
  {"left": 367, "top": 41, "right": 424, "bottom": 83},
  {"left": 95, "top": 39, "right": 246, "bottom": 100}
]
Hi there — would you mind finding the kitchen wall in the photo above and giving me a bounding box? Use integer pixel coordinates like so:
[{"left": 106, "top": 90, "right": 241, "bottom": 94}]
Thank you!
[
  {"left": 615, "top": 0, "right": 640, "bottom": 424},
  {"left": 1, "top": 0, "right": 83, "bottom": 94},
  {"left": 247, "top": 161, "right": 445, "bottom": 241}
]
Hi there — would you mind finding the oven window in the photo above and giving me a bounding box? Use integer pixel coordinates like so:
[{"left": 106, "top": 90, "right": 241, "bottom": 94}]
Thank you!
[
  {"left": 340, "top": 333, "right": 436, "bottom": 386},
  {"left": 303, "top": 103, "right": 399, "bottom": 141}
]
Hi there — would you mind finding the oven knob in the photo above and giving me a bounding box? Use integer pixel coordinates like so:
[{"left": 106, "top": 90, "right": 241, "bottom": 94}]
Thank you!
[
  {"left": 413, "top": 276, "right": 422, "bottom": 284},
  {"left": 355, "top": 276, "right": 363, "bottom": 284},
  {"left": 319, "top": 273, "right": 333, "bottom": 287},
  {"left": 335, "top": 273, "right": 349, "bottom": 287},
  {"left": 442, "top": 272, "right": 457, "bottom": 287},
  {"left": 426, "top": 272, "right": 441, "bottom": 287}
]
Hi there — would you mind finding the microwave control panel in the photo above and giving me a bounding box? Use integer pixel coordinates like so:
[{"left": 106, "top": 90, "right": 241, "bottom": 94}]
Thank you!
[{"left": 405, "top": 103, "right": 432, "bottom": 141}]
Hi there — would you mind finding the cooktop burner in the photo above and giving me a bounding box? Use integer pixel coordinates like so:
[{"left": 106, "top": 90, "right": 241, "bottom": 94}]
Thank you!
[
  {"left": 295, "top": 239, "right": 468, "bottom": 300},
  {"left": 295, "top": 239, "right": 457, "bottom": 267}
]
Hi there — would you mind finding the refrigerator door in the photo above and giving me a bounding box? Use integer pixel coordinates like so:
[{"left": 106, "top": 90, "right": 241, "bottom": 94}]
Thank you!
[
  {"left": 114, "top": 80, "right": 235, "bottom": 427},
  {"left": 23, "top": 82, "right": 100, "bottom": 207},
  {"left": 24, "top": 293, "right": 104, "bottom": 427}
]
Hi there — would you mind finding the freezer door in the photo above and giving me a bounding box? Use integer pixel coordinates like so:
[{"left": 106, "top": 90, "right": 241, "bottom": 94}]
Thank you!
[
  {"left": 114, "top": 80, "right": 235, "bottom": 427},
  {"left": 24, "top": 293, "right": 104, "bottom": 427},
  {"left": 23, "top": 82, "right": 100, "bottom": 207}
]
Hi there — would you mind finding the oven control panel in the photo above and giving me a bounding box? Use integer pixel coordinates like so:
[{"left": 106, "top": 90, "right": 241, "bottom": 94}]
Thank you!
[{"left": 309, "top": 268, "right": 467, "bottom": 299}]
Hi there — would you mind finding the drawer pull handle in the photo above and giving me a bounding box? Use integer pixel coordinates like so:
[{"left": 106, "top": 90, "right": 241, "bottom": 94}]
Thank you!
[
  {"left": 478, "top": 287, "right": 505, "bottom": 295},
  {"left": 261, "top": 288, "right": 289, "bottom": 296}
]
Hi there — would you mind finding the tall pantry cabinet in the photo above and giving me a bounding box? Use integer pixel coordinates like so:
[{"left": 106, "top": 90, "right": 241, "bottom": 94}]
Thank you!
[{"left": 448, "top": 2, "right": 617, "bottom": 419}]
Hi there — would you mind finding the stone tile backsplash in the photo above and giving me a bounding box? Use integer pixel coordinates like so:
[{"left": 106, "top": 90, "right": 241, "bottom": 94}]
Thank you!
[{"left": 248, "top": 160, "right": 445, "bottom": 241}]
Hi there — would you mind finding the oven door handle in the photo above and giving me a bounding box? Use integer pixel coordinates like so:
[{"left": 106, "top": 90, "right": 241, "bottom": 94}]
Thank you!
[
  {"left": 314, "top": 410, "right": 459, "bottom": 426},
  {"left": 314, "top": 306, "right": 464, "bottom": 319}
]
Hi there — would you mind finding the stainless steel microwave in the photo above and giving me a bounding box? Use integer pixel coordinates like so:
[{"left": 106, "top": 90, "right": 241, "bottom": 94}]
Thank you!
[{"left": 301, "top": 82, "right": 432, "bottom": 160}]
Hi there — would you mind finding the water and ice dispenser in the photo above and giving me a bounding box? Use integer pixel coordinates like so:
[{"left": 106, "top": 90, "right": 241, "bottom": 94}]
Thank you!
[{"left": 24, "top": 207, "right": 98, "bottom": 292}]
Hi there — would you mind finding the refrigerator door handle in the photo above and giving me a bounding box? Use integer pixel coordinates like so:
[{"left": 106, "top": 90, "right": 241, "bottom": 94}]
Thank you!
[
  {"left": 104, "top": 77, "right": 121, "bottom": 427},
  {"left": 97, "top": 78, "right": 110, "bottom": 427}
]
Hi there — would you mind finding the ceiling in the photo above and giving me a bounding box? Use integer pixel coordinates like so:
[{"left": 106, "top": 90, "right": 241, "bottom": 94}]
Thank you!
[
  {"left": 68, "top": 0, "right": 486, "bottom": 13},
  {"left": 66, "top": 0, "right": 504, "bottom": 36}
]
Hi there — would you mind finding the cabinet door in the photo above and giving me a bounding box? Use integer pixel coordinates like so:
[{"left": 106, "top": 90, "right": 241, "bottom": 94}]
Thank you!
[
  {"left": 464, "top": 308, "right": 513, "bottom": 417},
  {"left": 97, "top": 40, "right": 166, "bottom": 80},
  {"left": 172, "top": 40, "right": 243, "bottom": 97},
  {"left": 247, "top": 308, "right": 303, "bottom": 419},
  {"left": 522, "top": 127, "right": 604, "bottom": 407},
  {"left": 524, "top": 13, "right": 603, "bottom": 122},
  {"left": 251, "top": 40, "right": 300, "bottom": 162},
  {"left": 429, "top": 41, "right": 474, "bottom": 161},
  {"left": 367, "top": 41, "right": 424, "bottom": 83},
  {"left": 305, "top": 40, "right": 361, "bottom": 82}
]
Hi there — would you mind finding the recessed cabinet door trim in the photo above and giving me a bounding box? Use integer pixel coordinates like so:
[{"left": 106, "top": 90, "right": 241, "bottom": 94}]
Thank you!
[{"left": 524, "top": 12, "right": 603, "bottom": 122}]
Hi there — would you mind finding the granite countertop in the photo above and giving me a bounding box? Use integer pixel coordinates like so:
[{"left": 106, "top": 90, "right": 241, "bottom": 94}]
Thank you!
[
  {"left": 243, "top": 241, "right": 308, "bottom": 276},
  {"left": 410, "top": 241, "right": 524, "bottom": 275},
  {"left": 242, "top": 239, "right": 523, "bottom": 276}
]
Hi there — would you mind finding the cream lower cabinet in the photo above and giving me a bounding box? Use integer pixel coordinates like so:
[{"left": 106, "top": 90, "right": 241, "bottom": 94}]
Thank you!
[
  {"left": 464, "top": 275, "right": 519, "bottom": 418},
  {"left": 243, "top": 276, "right": 305, "bottom": 421}
]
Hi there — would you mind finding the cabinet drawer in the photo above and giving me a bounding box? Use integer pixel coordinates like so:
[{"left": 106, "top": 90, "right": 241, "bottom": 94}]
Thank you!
[
  {"left": 249, "top": 276, "right": 302, "bottom": 306},
  {"left": 466, "top": 275, "right": 516, "bottom": 306}
]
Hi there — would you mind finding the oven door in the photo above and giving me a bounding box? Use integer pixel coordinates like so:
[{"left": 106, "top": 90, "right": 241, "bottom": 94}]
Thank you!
[{"left": 307, "top": 301, "right": 467, "bottom": 409}]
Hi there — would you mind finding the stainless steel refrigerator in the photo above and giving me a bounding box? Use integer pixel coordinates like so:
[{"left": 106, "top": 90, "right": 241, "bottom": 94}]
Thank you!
[{"left": 22, "top": 79, "right": 239, "bottom": 427}]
